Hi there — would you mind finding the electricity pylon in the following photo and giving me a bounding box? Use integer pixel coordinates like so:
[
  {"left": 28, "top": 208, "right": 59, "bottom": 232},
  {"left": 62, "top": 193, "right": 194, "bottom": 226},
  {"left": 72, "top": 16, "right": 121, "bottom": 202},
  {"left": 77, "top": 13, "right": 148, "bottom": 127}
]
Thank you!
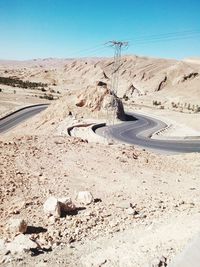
[{"left": 106, "top": 41, "right": 128, "bottom": 124}]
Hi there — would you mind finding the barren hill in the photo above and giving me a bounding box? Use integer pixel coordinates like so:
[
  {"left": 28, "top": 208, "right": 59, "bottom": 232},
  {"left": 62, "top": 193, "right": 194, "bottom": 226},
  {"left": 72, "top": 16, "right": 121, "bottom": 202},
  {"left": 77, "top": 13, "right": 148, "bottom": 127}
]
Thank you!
[
  {"left": 183, "top": 57, "right": 200, "bottom": 65},
  {"left": 0, "top": 55, "right": 199, "bottom": 107},
  {"left": 1, "top": 55, "right": 200, "bottom": 267}
]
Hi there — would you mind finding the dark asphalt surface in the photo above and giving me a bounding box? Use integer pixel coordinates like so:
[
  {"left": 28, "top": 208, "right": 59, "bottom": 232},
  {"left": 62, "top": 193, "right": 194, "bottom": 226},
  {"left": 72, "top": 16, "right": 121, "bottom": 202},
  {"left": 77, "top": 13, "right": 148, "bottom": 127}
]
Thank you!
[
  {"left": 96, "top": 113, "right": 200, "bottom": 153},
  {"left": 1, "top": 105, "right": 200, "bottom": 153},
  {"left": 0, "top": 104, "right": 48, "bottom": 133}
]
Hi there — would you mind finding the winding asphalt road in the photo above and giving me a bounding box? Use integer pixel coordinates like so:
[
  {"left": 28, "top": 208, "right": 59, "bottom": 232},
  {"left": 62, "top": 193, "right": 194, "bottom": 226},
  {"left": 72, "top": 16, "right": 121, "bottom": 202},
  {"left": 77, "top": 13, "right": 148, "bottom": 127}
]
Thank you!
[
  {"left": 1, "top": 105, "right": 200, "bottom": 153},
  {"left": 96, "top": 113, "right": 200, "bottom": 153},
  {"left": 0, "top": 104, "right": 48, "bottom": 133}
]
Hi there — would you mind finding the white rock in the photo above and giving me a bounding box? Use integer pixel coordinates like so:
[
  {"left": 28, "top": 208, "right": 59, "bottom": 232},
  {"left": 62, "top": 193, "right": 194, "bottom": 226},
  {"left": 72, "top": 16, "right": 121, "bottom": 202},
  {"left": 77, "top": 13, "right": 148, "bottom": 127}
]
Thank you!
[
  {"left": 126, "top": 207, "right": 135, "bottom": 215},
  {"left": 58, "top": 197, "right": 76, "bottom": 212},
  {"left": 48, "top": 216, "right": 57, "bottom": 224},
  {"left": 8, "top": 218, "right": 27, "bottom": 234},
  {"left": 43, "top": 196, "right": 61, "bottom": 217},
  {"left": 6, "top": 234, "right": 39, "bottom": 254},
  {"left": 76, "top": 191, "right": 94, "bottom": 205}
]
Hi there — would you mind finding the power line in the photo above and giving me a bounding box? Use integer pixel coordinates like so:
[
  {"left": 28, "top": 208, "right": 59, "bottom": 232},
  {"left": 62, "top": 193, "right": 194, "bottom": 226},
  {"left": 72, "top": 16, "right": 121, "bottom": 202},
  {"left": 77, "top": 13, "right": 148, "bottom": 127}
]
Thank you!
[
  {"left": 122, "top": 29, "right": 200, "bottom": 42},
  {"left": 67, "top": 29, "right": 200, "bottom": 58},
  {"left": 128, "top": 34, "right": 200, "bottom": 48},
  {"left": 81, "top": 47, "right": 110, "bottom": 57},
  {"left": 106, "top": 41, "right": 128, "bottom": 96},
  {"left": 106, "top": 41, "right": 128, "bottom": 125},
  {"left": 69, "top": 43, "right": 105, "bottom": 57}
]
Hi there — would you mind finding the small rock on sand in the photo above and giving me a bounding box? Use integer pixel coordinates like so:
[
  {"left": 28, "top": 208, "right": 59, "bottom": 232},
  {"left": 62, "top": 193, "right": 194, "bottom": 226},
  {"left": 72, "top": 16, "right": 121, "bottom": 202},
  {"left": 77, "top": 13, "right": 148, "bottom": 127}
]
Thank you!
[
  {"left": 58, "top": 197, "right": 76, "bottom": 212},
  {"left": 8, "top": 218, "right": 27, "bottom": 234},
  {"left": 76, "top": 191, "right": 94, "bottom": 205},
  {"left": 43, "top": 196, "right": 61, "bottom": 217}
]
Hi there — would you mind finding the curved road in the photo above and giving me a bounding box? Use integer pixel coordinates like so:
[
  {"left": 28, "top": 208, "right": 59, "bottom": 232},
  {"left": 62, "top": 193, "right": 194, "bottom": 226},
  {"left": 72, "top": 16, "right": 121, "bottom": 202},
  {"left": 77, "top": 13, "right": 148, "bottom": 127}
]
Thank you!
[
  {"left": 1, "top": 105, "right": 200, "bottom": 153},
  {"left": 0, "top": 104, "right": 48, "bottom": 133},
  {"left": 96, "top": 113, "right": 200, "bottom": 153}
]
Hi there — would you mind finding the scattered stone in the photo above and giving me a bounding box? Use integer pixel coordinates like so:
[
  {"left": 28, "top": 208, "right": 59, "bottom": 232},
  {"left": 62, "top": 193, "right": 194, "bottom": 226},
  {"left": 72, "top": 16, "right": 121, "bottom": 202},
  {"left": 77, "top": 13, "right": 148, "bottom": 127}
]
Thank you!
[
  {"left": 150, "top": 256, "right": 167, "bottom": 267},
  {"left": 58, "top": 197, "right": 76, "bottom": 212},
  {"left": 44, "top": 196, "right": 76, "bottom": 217},
  {"left": 6, "top": 234, "right": 39, "bottom": 255},
  {"left": 135, "top": 212, "right": 147, "bottom": 219},
  {"left": 8, "top": 218, "right": 27, "bottom": 234},
  {"left": 48, "top": 216, "right": 57, "bottom": 224},
  {"left": 43, "top": 196, "right": 61, "bottom": 217},
  {"left": 126, "top": 207, "right": 135, "bottom": 215},
  {"left": 76, "top": 191, "right": 94, "bottom": 205}
]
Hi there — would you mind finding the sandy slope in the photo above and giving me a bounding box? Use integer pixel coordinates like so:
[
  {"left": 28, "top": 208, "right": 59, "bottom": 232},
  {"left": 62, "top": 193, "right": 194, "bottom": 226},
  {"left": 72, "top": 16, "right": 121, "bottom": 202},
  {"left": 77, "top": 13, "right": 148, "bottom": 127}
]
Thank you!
[{"left": 0, "top": 55, "right": 200, "bottom": 266}]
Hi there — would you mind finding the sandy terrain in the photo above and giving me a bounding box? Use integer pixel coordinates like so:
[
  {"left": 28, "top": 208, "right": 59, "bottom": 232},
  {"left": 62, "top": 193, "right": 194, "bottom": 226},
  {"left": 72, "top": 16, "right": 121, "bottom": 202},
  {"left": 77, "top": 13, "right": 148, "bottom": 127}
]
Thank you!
[
  {"left": 1, "top": 55, "right": 200, "bottom": 109},
  {"left": 0, "top": 55, "right": 200, "bottom": 266},
  {"left": 1, "top": 132, "right": 200, "bottom": 266}
]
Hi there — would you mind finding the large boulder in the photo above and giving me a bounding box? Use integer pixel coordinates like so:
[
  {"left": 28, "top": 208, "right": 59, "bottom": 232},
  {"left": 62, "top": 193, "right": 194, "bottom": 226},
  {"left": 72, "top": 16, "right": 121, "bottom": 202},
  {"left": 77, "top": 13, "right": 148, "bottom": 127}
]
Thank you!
[{"left": 75, "top": 82, "right": 126, "bottom": 120}]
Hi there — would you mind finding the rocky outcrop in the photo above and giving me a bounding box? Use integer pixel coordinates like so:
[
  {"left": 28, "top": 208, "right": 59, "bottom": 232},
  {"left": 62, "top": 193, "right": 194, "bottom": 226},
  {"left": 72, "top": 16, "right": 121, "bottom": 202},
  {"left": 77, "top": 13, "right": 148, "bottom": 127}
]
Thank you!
[
  {"left": 115, "top": 96, "right": 126, "bottom": 120},
  {"left": 96, "top": 81, "right": 107, "bottom": 87},
  {"left": 124, "top": 84, "right": 142, "bottom": 99},
  {"left": 181, "top": 72, "right": 198, "bottom": 82},
  {"left": 156, "top": 76, "right": 167, "bottom": 91},
  {"left": 76, "top": 80, "right": 126, "bottom": 120},
  {"left": 76, "top": 81, "right": 109, "bottom": 111}
]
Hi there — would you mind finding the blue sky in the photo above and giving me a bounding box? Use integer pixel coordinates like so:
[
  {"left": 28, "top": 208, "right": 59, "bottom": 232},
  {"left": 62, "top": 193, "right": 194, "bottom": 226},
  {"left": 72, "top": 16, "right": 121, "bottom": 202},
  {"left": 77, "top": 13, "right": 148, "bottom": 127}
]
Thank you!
[{"left": 0, "top": 0, "right": 199, "bottom": 60}]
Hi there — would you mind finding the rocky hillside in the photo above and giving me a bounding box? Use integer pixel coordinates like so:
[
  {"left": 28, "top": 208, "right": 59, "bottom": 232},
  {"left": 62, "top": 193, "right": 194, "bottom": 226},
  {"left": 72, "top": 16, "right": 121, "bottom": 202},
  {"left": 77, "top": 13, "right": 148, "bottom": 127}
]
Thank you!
[{"left": 0, "top": 55, "right": 200, "bottom": 106}]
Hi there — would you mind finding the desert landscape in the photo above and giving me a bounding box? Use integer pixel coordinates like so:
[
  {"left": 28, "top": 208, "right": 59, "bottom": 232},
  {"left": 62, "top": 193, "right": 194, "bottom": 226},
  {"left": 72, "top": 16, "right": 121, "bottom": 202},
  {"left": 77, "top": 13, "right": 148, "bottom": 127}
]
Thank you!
[{"left": 0, "top": 54, "right": 200, "bottom": 266}]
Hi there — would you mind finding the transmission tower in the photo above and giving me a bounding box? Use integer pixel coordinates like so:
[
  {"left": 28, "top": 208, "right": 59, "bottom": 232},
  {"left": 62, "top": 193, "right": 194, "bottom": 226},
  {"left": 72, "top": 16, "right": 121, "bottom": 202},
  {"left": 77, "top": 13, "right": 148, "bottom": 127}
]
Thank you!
[{"left": 106, "top": 41, "right": 128, "bottom": 124}]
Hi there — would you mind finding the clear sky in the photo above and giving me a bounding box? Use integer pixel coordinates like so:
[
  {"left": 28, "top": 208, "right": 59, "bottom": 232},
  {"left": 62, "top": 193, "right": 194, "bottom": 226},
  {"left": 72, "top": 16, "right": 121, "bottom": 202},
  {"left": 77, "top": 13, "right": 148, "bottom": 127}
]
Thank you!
[{"left": 0, "top": 0, "right": 199, "bottom": 60}]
